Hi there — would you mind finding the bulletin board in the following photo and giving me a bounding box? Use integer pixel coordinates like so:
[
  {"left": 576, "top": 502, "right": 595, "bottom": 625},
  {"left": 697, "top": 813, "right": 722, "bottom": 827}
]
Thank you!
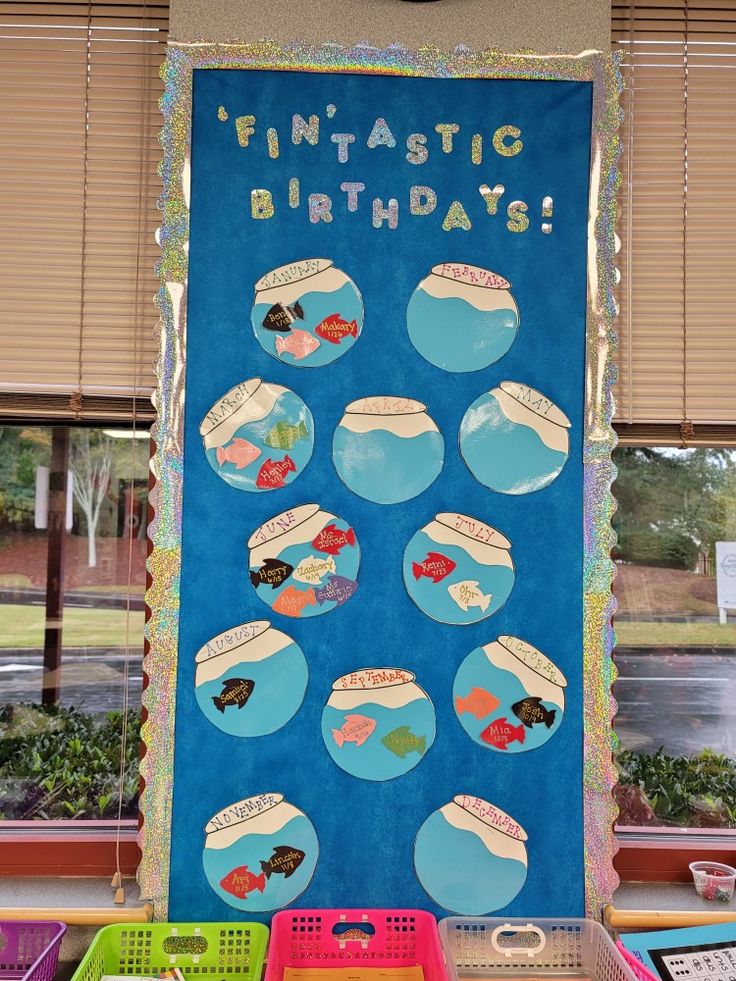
[{"left": 141, "top": 42, "right": 622, "bottom": 922}]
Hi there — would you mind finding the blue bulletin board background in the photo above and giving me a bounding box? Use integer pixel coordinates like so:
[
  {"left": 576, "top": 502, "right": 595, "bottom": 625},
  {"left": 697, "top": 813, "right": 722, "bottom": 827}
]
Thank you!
[{"left": 167, "top": 67, "right": 593, "bottom": 921}]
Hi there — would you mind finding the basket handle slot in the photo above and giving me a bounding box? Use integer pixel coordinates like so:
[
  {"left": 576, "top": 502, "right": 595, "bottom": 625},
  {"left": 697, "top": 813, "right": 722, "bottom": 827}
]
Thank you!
[
  {"left": 162, "top": 936, "right": 209, "bottom": 956},
  {"left": 490, "top": 925, "right": 546, "bottom": 959},
  {"left": 332, "top": 921, "right": 376, "bottom": 950}
]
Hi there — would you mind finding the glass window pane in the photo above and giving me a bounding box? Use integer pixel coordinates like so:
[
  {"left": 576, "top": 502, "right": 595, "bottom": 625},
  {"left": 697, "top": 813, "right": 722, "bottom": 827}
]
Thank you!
[
  {"left": 612, "top": 446, "right": 736, "bottom": 831},
  {"left": 0, "top": 424, "right": 146, "bottom": 821}
]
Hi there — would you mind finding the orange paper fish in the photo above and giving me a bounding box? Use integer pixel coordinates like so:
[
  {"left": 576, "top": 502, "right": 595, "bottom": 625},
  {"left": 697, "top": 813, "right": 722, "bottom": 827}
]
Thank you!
[
  {"left": 272, "top": 585, "right": 316, "bottom": 618},
  {"left": 216, "top": 438, "right": 261, "bottom": 470},
  {"left": 455, "top": 687, "right": 501, "bottom": 720}
]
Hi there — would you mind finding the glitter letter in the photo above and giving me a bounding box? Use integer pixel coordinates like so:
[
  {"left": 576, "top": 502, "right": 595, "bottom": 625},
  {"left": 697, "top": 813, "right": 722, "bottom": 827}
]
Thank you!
[
  {"left": 340, "top": 182, "right": 366, "bottom": 212},
  {"left": 251, "top": 189, "right": 274, "bottom": 220},
  {"left": 292, "top": 114, "right": 320, "bottom": 145},
  {"left": 235, "top": 115, "right": 256, "bottom": 147},
  {"left": 367, "top": 118, "right": 396, "bottom": 149},
  {"left": 410, "top": 185, "right": 437, "bottom": 216},
  {"left": 442, "top": 200, "right": 472, "bottom": 232},
  {"left": 493, "top": 125, "right": 523, "bottom": 157},
  {"left": 267, "top": 128, "right": 279, "bottom": 159},
  {"left": 435, "top": 123, "right": 459, "bottom": 153},
  {"left": 331, "top": 133, "right": 356, "bottom": 163},
  {"left": 372, "top": 198, "right": 399, "bottom": 229},
  {"left": 308, "top": 193, "right": 333, "bottom": 224},
  {"left": 217, "top": 106, "right": 228, "bottom": 121},
  {"left": 288, "top": 178, "right": 300, "bottom": 209},
  {"left": 406, "top": 133, "right": 428, "bottom": 165},
  {"left": 479, "top": 183, "right": 505, "bottom": 215},
  {"left": 507, "top": 200, "right": 529, "bottom": 233},
  {"left": 471, "top": 134, "right": 482, "bottom": 165}
]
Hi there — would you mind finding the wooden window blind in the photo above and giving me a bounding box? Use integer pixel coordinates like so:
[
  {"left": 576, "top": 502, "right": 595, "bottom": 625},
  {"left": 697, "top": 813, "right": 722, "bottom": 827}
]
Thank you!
[
  {"left": 0, "top": 0, "right": 167, "bottom": 421},
  {"left": 612, "top": 0, "right": 736, "bottom": 426}
]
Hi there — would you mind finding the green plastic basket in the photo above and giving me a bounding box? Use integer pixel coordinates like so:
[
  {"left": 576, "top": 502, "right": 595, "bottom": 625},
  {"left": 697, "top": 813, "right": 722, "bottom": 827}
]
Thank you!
[{"left": 71, "top": 923, "right": 269, "bottom": 981}]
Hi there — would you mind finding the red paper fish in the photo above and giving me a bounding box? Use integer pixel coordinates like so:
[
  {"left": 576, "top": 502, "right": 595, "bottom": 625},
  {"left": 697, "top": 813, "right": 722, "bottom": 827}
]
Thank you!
[
  {"left": 255, "top": 455, "right": 296, "bottom": 489},
  {"left": 314, "top": 313, "right": 359, "bottom": 344},
  {"left": 480, "top": 716, "right": 526, "bottom": 750},
  {"left": 311, "top": 523, "right": 356, "bottom": 555},
  {"left": 216, "top": 438, "right": 261, "bottom": 470},
  {"left": 412, "top": 551, "right": 456, "bottom": 583},
  {"left": 219, "top": 865, "right": 266, "bottom": 899}
]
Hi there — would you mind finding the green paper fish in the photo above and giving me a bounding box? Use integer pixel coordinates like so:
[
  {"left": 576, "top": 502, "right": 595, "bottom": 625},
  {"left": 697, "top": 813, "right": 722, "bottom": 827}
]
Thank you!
[
  {"left": 265, "top": 420, "right": 309, "bottom": 450},
  {"left": 381, "top": 726, "right": 427, "bottom": 759}
]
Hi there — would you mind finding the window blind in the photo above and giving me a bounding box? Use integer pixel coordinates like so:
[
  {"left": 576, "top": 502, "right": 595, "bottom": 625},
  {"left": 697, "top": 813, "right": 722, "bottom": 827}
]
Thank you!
[
  {"left": 613, "top": 0, "right": 736, "bottom": 426},
  {"left": 0, "top": 0, "right": 167, "bottom": 420}
]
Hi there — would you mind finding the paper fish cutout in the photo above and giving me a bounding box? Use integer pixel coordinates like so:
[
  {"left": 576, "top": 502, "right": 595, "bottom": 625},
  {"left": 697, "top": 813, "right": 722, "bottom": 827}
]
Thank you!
[
  {"left": 256, "top": 455, "right": 296, "bottom": 489},
  {"left": 265, "top": 420, "right": 309, "bottom": 451},
  {"left": 216, "top": 438, "right": 261, "bottom": 470},
  {"left": 219, "top": 865, "right": 266, "bottom": 898},
  {"left": 332, "top": 713, "right": 376, "bottom": 749},
  {"left": 480, "top": 716, "right": 526, "bottom": 750},
  {"left": 260, "top": 845, "right": 305, "bottom": 880},
  {"left": 412, "top": 551, "right": 456, "bottom": 583},
  {"left": 262, "top": 300, "right": 304, "bottom": 332},
  {"left": 381, "top": 725, "right": 427, "bottom": 759},
  {"left": 312, "top": 523, "right": 356, "bottom": 555},
  {"left": 272, "top": 585, "right": 316, "bottom": 617},
  {"left": 250, "top": 557, "right": 294, "bottom": 589},
  {"left": 212, "top": 677, "right": 255, "bottom": 713},
  {"left": 275, "top": 328, "right": 320, "bottom": 360},
  {"left": 292, "top": 554, "right": 337, "bottom": 585},
  {"left": 455, "top": 686, "right": 500, "bottom": 720},
  {"left": 315, "top": 574, "right": 358, "bottom": 607},
  {"left": 512, "top": 696, "right": 557, "bottom": 729},
  {"left": 314, "top": 313, "right": 359, "bottom": 344},
  {"left": 447, "top": 580, "right": 491, "bottom": 613}
]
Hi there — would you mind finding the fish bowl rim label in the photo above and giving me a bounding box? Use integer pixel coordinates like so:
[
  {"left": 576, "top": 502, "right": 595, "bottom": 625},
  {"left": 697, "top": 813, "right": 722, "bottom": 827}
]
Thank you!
[
  {"left": 199, "top": 377, "right": 265, "bottom": 438},
  {"left": 247, "top": 503, "right": 321, "bottom": 549},
  {"left": 254, "top": 257, "right": 333, "bottom": 292},
  {"left": 204, "top": 792, "right": 284, "bottom": 834},
  {"left": 434, "top": 512, "right": 512, "bottom": 551},
  {"left": 332, "top": 667, "right": 416, "bottom": 691},
  {"left": 497, "top": 380, "right": 572, "bottom": 430},
  {"left": 452, "top": 794, "right": 528, "bottom": 842},
  {"left": 194, "top": 620, "right": 273, "bottom": 664},
  {"left": 343, "top": 395, "right": 427, "bottom": 416},
  {"left": 430, "top": 262, "right": 511, "bottom": 290},
  {"left": 497, "top": 634, "right": 568, "bottom": 688}
]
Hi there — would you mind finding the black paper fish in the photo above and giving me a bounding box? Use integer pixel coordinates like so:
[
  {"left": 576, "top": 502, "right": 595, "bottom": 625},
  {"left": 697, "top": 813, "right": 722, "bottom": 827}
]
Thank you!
[
  {"left": 249, "top": 557, "right": 294, "bottom": 589},
  {"left": 260, "top": 845, "right": 305, "bottom": 879},
  {"left": 212, "top": 678, "right": 255, "bottom": 713},
  {"left": 511, "top": 696, "right": 556, "bottom": 729},
  {"left": 262, "top": 300, "right": 305, "bottom": 332}
]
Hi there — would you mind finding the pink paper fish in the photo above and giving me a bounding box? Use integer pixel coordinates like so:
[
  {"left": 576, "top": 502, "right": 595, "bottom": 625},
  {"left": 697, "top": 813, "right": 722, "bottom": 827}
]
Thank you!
[
  {"left": 275, "top": 328, "right": 320, "bottom": 361},
  {"left": 216, "top": 437, "right": 261, "bottom": 470},
  {"left": 332, "top": 714, "right": 376, "bottom": 749}
]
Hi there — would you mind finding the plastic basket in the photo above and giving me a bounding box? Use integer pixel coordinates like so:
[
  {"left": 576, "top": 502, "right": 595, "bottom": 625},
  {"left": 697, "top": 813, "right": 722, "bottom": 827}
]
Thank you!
[
  {"left": 615, "top": 942, "right": 660, "bottom": 981},
  {"left": 0, "top": 920, "right": 66, "bottom": 981},
  {"left": 70, "top": 923, "right": 269, "bottom": 981},
  {"left": 439, "top": 918, "right": 639, "bottom": 981},
  {"left": 264, "top": 910, "right": 446, "bottom": 981}
]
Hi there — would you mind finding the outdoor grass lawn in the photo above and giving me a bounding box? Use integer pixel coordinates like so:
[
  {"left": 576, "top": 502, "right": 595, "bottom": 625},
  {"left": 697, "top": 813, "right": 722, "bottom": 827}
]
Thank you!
[
  {"left": 0, "top": 604, "right": 145, "bottom": 648},
  {"left": 616, "top": 620, "right": 736, "bottom": 647}
]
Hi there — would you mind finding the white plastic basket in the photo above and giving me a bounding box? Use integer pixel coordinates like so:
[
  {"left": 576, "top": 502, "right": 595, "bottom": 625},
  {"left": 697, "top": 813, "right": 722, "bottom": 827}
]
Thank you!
[{"left": 439, "top": 918, "right": 640, "bottom": 981}]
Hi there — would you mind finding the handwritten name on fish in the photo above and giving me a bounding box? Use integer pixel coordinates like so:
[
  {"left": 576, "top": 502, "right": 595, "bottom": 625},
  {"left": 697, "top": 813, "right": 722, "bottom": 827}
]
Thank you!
[
  {"left": 381, "top": 725, "right": 427, "bottom": 759},
  {"left": 265, "top": 420, "right": 309, "bottom": 450},
  {"left": 315, "top": 574, "right": 358, "bottom": 607},
  {"left": 216, "top": 437, "right": 261, "bottom": 470},
  {"left": 212, "top": 677, "right": 255, "bottom": 713},
  {"left": 292, "top": 554, "right": 336, "bottom": 584},
  {"left": 260, "top": 845, "right": 305, "bottom": 880},
  {"left": 250, "top": 557, "right": 294, "bottom": 589},
  {"left": 262, "top": 300, "right": 304, "bottom": 332},
  {"left": 447, "top": 580, "right": 491, "bottom": 613},
  {"left": 314, "top": 313, "right": 359, "bottom": 344},
  {"left": 412, "top": 551, "right": 456, "bottom": 583},
  {"left": 512, "top": 696, "right": 556, "bottom": 729},
  {"left": 275, "top": 328, "right": 320, "bottom": 360},
  {"left": 220, "top": 865, "right": 266, "bottom": 899},
  {"left": 272, "top": 585, "right": 316, "bottom": 617},
  {"left": 332, "top": 713, "right": 376, "bottom": 749},
  {"left": 312, "top": 523, "right": 356, "bottom": 555},
  {"left": 455, "top": 686, "right": 500, "bottom": 720},
  {"left": 256, "top": 454, "right": 296, "bottom": 489},
  {"left": 480, "top": 716, "right": 526, "bottom": 750}
]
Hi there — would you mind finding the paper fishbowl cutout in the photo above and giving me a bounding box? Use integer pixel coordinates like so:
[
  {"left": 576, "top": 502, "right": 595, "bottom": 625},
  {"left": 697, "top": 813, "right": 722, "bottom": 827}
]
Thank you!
[
  {"left": 414, "top": 794, "right": 528, "bottom": 914},
  {"left": 403, "top": 512, "right": 514, "bottom": 625},
  {"left": 332, "top": 396, "right": 444, "bottom": 504},
  {"left": 406, "top": 262, "right": 519, "bottom": 373},
  {"left": 321, "top": 667, "right": 436, "bottom": 781},
  {"left": 203, "top": 793, "right": 318, "bottom": 912},
  {"left": 200, "top": 378, "right": 314, "bottom": 492},
  {"left": 453, "top": 635, "right": 567, "bottom": 753},
  {"left": 247, "top": 503, "right": 360, "bottom": 619},
  {"left": 194, "top": 620, "right": 308, "bottom": 737},
  {"left": 251, "top": 258, "right": 363, "bottom": 367},
  {"left": 459, "top": 381, "right": 571, "bottom": 494}
]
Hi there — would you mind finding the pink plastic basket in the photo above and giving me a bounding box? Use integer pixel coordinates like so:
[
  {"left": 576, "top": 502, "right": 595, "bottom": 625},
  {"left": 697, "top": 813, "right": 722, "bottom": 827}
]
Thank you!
[
  {"left": 615, "top": 942, "right": 661, "bottom": 981},
  {"left": 264, "top": 909, "right": 446, "bottom": 981},
  {"left": 0, "top": 921, "right": 67, "bottom": 981}
]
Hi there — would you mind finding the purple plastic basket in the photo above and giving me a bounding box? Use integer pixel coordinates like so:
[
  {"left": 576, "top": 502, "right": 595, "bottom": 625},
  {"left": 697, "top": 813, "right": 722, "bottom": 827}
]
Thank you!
[{"left": 0, "top": 921, "right": 67, "bottom": 981}]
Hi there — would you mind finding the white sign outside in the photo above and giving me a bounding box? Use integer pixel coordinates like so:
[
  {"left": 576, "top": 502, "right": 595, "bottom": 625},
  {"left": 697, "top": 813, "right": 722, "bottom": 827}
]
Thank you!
[{"left": 715, "top": 541, "right": 736, "bottom": 612}]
